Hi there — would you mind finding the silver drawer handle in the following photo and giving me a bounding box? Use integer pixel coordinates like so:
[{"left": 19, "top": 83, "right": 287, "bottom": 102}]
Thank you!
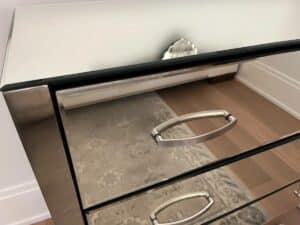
[
  {"left": 151, "top": 110, "right": 237, "bottom": 146},
  {"left": 150, "top": 192, "right": 214, "bottom": 225},
  {"left": 294, "top": 189, "right": 300, "bottom": 198},
  {"left": 294, "top": 188, "right": 300, "bottom": 209}
]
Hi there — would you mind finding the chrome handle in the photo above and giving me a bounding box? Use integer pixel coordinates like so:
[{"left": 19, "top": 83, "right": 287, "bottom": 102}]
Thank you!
[
  {"left": 150, "top": 192, "right": 214, "bottom": 225},
  {"left": 294, "top": 188, "right": 300, "bottom": 209},
  {"left": 151, "top": 110, "right": 237, "bottom": 146},
  {"left": 294, "top": 189, "right": 300, "bottom": 198}
]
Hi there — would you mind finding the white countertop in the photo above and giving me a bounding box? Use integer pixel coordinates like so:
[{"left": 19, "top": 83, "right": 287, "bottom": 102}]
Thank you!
[{"left": 1, "top": 0, "right": 299, "bottom": 88}]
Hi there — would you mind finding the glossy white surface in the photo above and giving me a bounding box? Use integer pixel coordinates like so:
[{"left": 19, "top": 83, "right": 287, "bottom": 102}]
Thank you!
[
  {"left": 0, "top": 1, "right": 81, "bottom": 224},
  {"left": 1, "top": 0, "right": 299, "bottom": 87}
]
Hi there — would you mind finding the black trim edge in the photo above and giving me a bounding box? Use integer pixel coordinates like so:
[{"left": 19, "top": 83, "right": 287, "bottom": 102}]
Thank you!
[
  {"left": 84, "top": 131, "right": 300, "bottom": 213},
  {"left": 2, "top": 39, "right": 300, "bottom": 92}
]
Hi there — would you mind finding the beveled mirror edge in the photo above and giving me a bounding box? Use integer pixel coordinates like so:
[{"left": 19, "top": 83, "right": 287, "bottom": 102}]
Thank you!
[
  {"left": 3, "top": 86, "right": 86, "bottom": 225},
  {"left": 1, "top": 39, "right": 300, "bottom": 92}
]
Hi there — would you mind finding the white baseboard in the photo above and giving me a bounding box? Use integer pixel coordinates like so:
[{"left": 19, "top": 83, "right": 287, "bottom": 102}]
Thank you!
[
  {"left": 0, "top": 180, "right": 50, "bottom": 225},
  {"left": 237, "top": 60, "right": 300, "bottom": 120}
]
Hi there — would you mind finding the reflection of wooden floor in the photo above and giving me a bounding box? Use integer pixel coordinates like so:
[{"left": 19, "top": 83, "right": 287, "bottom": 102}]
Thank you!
[
  {"left": 33, "top": 79, "right": 299, "bottom": 225},
  {"left": 265, "top": 207, "right": 300, "bottom": 225},
  {"left": 32, "top": 219, "right": 53, "bottom": 225},
  {"left": 158, "top": 79, "right": 300, "bottom": 220}
]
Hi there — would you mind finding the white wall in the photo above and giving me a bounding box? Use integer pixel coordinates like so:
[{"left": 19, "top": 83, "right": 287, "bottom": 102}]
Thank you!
[
  {"left": 235, "top": 0, "right": 300, "bottom": 119},
  {"left": 0, "top": 94, "right": 49, "bottom": 225},
  {"left": 0, "top": 1, "right": 299, "bottom": 225},
  {"left": 0, "top": 1, "right": 84, "bottom": 225},
  {"left": 261, "top": 52, "right": 300, "bottom": 82},
  {"left": 237, "top": 56, "right": 300, "bottom": 120},
  {"left": 0, "top": 2, "right": 50, "bottom": 223},
  {"left": 255, "top": 0, "right": 300, "bottom": 83}
]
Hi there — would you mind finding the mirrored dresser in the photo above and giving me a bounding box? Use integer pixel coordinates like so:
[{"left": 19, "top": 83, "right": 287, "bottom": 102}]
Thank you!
[{"left": 1, "top": 1, "right": 299, "bottom": 225}]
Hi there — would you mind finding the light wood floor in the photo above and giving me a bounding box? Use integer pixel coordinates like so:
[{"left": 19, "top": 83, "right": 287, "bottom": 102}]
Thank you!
[
  {"left": 32, "top": 219, "right": 53, "bottom": 225},
  {"left": 159, "top": 79, "right": 300, "bottom": 219},
  {"left": 33, "top": 79, "right": 300, "bottom": 225}
]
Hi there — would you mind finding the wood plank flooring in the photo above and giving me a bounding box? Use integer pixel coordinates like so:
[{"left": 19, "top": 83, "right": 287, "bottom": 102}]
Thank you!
[
  {"left": 159, "top": 79, "right": 300, "bottom": 219},
  {"left": 33, "top": 78, "right": 299, "bottom": 225},
  {"left": 32, "top": 219, "right": 53, "bottom": 225}
]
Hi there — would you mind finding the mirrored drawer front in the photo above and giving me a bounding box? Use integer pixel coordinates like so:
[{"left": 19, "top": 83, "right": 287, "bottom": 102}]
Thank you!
[
  {"left": 85, "top": 140, "right": 300, "bottom": 225},
  {"left": 210, "top": 182, "right": 300, "bottom": 225},
  {"left": 57, "top": 77, "right": 300, "bottom": 209}
]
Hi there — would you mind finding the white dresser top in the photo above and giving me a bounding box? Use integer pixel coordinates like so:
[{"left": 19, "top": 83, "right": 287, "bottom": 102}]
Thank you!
[{"left": 1, "top": 0, "right": 299, "bottom": 89}]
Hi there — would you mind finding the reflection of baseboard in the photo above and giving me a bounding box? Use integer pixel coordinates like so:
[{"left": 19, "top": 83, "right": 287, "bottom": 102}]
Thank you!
[
  {"left": 207, "top": 72, "right": 236, "bottom": 83},
  {"left": 58, "top": 63, "right": 239, "bottom": 110},
  {"left": 0, "top": 181, "right": 50, "bottom": 225},
  {"left": 237, "top": 61, "right": 300, "bottom": 120}
]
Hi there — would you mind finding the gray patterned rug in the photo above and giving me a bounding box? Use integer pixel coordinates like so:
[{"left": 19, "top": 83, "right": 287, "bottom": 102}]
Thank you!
[{"left": 62, "top": 92, "right": 266, "bottom": 225}]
